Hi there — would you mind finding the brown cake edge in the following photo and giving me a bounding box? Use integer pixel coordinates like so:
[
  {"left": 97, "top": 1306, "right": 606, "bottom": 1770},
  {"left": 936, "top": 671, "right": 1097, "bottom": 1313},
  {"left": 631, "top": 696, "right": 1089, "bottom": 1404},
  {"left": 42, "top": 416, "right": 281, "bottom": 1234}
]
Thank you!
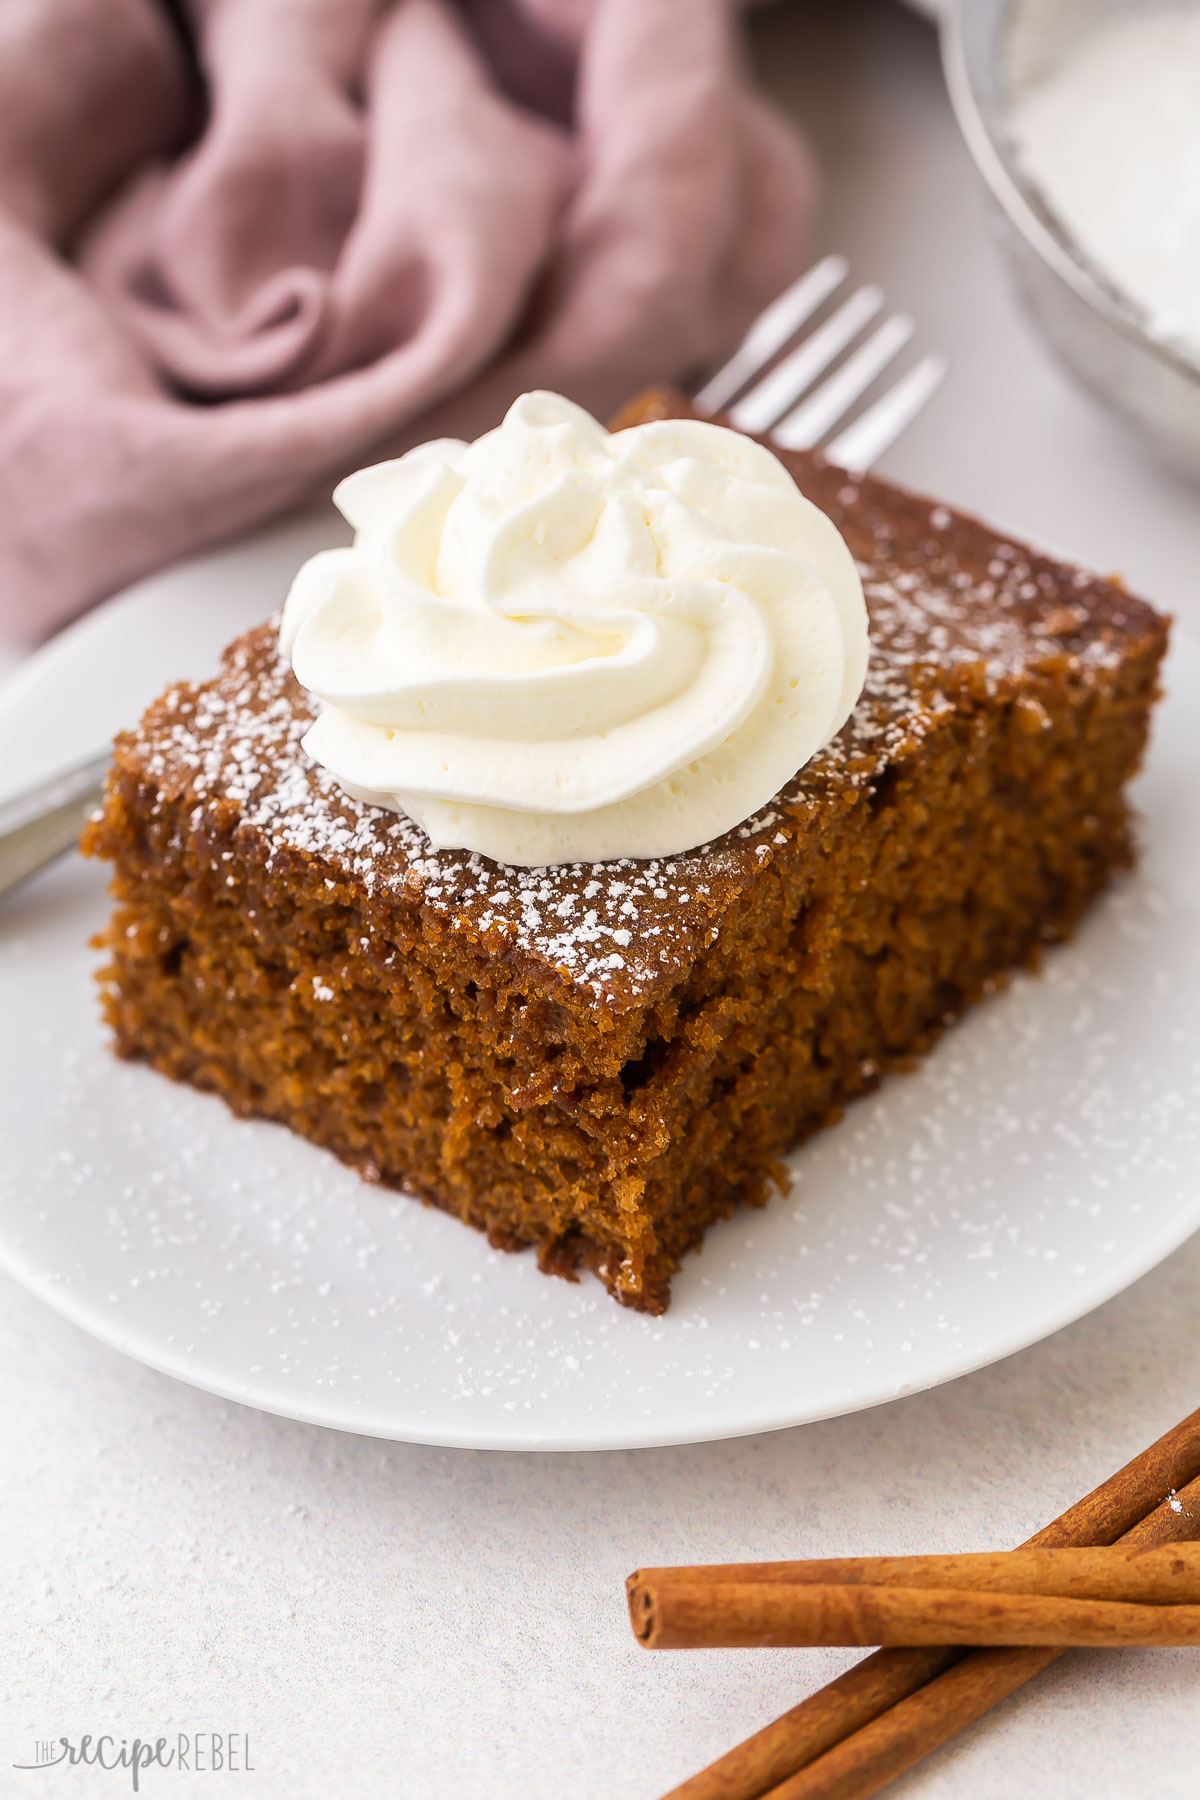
[
  {"left": 85, "top": 627, "right": 1166, "bottom": 1315},
  {"left": 83, "top": 392, "right": 1171, "bottom": 1313}
]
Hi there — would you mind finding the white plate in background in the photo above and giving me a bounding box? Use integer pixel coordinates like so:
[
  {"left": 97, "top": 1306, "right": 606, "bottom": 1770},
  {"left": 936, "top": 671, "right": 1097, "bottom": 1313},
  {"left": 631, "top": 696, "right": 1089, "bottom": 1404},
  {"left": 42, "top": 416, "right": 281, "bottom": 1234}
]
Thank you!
[{"left": 0, "top": 532, "right": 1197, "bottom": 1451}]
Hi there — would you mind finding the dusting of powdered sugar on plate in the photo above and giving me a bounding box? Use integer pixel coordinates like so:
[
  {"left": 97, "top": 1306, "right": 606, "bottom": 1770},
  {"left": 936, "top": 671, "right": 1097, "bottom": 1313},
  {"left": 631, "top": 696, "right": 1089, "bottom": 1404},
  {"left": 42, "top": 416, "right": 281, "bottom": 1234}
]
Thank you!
[
  {"left": 1, "top": 749, "right": 1197, "bottom": 1449},
  {"left": 0, "top": 499, "right": 1192, "bottom": 1448}
]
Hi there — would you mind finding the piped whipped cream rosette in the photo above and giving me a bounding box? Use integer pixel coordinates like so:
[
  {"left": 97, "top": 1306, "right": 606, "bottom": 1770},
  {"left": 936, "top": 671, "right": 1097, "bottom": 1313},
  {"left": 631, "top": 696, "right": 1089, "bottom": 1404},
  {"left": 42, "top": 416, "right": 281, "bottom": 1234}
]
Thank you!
[{"left": 280, "top": 391, "right": 868, "bottom": 866}]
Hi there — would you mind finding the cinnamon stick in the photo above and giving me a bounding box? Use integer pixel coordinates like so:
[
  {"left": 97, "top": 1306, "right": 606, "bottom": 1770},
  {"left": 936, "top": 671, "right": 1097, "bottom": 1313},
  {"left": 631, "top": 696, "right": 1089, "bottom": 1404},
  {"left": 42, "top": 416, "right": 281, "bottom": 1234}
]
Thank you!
[
  {"left": 762, "top": 1480, "right": 1200, "bottom": 1800},
  {"left": 633, "top": 1578, "right": 1200, "bottom": 1652},
  {"left": 656, "top": 1405, "right": 1200, "bottom": 1800},
  {"left": 629, "top": 1543, "right": 1200, "bottom": 1648}
]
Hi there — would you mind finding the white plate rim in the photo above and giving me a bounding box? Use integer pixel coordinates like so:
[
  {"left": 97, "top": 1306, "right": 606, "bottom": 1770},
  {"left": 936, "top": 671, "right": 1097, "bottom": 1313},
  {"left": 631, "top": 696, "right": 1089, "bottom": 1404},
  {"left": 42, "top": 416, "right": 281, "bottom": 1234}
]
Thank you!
[
  {"left": 1, "top": 1168, "right": 1198, "bottom": 1451},
  {"left": 1, "top": 540, "right": 1197, "bottom": 1452}
]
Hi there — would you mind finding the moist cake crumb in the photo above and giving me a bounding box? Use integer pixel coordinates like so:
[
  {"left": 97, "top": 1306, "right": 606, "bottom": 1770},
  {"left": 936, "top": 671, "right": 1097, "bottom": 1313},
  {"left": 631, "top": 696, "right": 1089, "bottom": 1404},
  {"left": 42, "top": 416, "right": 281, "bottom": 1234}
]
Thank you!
[{"left": 83, "top": 386, "right": 1169, "bottom": 1312}]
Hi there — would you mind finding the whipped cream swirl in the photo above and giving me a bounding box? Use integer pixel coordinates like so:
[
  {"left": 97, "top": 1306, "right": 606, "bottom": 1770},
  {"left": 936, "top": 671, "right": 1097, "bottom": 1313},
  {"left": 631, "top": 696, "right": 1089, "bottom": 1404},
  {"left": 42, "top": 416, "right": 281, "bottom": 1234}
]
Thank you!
[{"left": 280, "top": 391, "right": 867, "bottom": 866}]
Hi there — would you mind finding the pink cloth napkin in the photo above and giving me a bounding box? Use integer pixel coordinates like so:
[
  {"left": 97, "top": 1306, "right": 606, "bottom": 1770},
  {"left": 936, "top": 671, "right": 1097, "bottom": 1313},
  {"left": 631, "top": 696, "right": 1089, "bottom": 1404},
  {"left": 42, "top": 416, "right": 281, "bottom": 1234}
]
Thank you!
[{"left": 0, "top": 0, "right": 812, "bottom": 642}]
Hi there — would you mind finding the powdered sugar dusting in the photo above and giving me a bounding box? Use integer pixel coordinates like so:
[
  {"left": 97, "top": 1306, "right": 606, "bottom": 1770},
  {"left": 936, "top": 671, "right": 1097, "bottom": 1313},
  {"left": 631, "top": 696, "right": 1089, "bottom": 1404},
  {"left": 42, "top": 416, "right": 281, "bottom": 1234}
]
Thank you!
[
  {"left": 121, "top": 490, "right": 1138, "bottom": 1006},
  {"left": 3, "top": 813, "right": 1196, "bottom": 1444}
]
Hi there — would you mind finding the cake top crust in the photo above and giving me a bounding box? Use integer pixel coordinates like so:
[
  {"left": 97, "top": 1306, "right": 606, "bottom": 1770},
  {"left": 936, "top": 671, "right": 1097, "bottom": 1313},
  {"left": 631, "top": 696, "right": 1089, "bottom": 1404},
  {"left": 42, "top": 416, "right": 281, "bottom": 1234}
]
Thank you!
[{"left": 120, "top": 387, "right": 1167, "bottom": 1008}]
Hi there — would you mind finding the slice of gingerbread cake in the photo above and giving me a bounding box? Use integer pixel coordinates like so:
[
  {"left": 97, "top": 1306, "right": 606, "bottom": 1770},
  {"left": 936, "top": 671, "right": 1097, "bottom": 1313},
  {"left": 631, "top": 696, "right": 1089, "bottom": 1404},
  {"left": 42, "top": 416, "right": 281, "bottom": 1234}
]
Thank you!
[{"left": 84, "top": 387, "right": 1168, "bottom": 1312}]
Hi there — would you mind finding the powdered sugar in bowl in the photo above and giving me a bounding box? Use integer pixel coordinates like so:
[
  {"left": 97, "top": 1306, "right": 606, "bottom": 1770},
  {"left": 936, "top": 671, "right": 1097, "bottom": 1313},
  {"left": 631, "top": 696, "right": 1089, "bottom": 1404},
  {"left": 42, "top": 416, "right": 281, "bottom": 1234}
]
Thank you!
[{"left": 944, "top": 0, "right": 1200, "bottom": 482}]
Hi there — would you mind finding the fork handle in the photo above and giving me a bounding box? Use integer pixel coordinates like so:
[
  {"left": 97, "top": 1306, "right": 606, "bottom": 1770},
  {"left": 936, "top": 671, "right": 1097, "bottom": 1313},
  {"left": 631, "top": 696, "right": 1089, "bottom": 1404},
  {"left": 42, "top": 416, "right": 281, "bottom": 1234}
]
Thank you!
[{"left": 0, "top": 752, "right": 110, "bottom": 901}]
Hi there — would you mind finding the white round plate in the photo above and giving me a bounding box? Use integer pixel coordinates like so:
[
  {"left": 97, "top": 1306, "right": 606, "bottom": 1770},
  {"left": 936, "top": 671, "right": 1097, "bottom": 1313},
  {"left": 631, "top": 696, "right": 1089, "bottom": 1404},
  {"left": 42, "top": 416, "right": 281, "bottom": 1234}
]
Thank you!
[{"left": 1, "top": 514, "right": 1198, "bottom": 1450}]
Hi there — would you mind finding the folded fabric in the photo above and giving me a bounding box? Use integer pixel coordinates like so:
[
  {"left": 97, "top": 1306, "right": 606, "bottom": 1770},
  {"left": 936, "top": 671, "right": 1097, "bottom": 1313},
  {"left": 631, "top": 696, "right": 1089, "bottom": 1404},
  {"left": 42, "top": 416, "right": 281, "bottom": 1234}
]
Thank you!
[{"left": 0, "top": 0, "right": 812, "bottom": 642}]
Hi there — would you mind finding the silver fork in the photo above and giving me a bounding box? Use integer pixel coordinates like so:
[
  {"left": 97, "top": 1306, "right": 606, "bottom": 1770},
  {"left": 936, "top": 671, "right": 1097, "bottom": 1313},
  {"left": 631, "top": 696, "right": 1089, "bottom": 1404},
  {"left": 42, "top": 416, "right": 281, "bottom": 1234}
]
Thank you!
[
  {"left": 0, "top": 256, "right": 945, "bottom": 902},
  {"left": 694, "top": 252, "right": 946, "bottom": 462}
]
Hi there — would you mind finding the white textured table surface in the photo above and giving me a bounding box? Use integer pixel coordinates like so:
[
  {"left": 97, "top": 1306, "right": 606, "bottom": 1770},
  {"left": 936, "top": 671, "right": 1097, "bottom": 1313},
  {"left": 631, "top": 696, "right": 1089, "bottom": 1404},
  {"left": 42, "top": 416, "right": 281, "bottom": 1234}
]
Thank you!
[{"left": 3, "top": 4, "right": 1199, "bottom": 1795}]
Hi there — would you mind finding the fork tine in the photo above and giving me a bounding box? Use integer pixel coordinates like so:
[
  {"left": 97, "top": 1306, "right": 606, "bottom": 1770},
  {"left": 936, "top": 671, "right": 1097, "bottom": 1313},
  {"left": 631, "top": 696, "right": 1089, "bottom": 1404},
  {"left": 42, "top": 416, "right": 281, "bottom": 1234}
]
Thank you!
[
  {"left": 824, "top": 353, "right": 948, "bottom": 471},
  {"left": 772, "top": 314, "right": 915, "bottom": 451},
  {"left": 693, "top": 255, "right": 848, "bottom": 415},
  {"left": 728, "top": 285, "right": 884, "bottom": 436}
]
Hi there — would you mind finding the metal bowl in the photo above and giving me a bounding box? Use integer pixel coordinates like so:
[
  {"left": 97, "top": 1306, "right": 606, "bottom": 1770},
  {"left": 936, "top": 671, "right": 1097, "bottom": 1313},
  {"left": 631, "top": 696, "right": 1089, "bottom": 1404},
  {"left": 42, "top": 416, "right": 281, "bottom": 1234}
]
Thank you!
[{"left": 943, "top": 0, "right": 1200, "bottom": 481}]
